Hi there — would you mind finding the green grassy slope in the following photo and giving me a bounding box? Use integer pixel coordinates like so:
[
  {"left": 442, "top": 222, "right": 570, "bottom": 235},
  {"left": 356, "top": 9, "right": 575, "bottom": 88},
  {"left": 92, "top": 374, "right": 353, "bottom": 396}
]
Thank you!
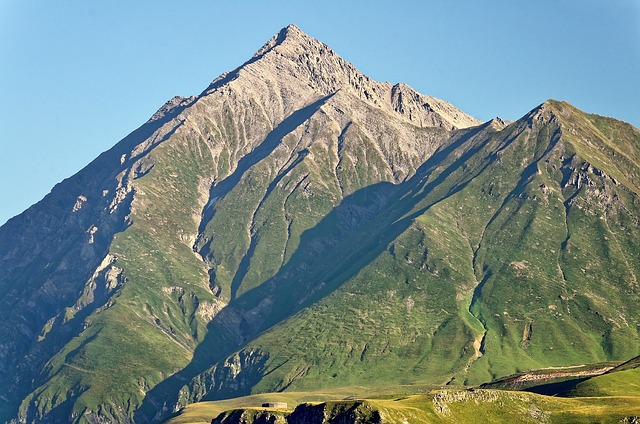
[
  {"left": 0, "top": 99, "right": 197, "bottom": 421},
  {"left": 466, "top": 103, "right": 640, "bottom": 383},
  {"left": 563, "top": 354, "right": 640, "bottom": 397},
  {"left": 16, "top": 122, "right": 223, "bottom": 422},
  {"left": 172, "top": 102, "right": 640, "bottom": 409}
]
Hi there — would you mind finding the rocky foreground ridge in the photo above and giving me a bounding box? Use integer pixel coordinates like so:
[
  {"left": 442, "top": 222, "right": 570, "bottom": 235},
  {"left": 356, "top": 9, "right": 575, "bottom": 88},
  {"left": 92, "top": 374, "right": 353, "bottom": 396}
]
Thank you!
[{"left": 0, "top": 25, "right": 638, "bottom": 423}]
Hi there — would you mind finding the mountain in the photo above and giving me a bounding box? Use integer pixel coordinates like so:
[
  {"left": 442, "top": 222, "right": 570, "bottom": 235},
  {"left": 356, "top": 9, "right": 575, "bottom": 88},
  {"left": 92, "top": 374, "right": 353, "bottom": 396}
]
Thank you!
[{"left": 0, "top": 24, "right": 638, "bottom": 423}]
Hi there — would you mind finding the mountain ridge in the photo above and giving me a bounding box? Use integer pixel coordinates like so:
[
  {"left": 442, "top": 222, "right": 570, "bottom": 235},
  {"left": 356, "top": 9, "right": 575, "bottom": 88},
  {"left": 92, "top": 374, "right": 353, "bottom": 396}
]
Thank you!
[{"left": 203, "top": 24, "right": 481, "bottom": 131}]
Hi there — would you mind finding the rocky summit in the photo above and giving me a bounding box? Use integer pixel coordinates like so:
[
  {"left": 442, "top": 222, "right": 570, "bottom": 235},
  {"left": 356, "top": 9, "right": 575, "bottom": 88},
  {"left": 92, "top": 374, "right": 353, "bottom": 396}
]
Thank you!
[{"left": 0, "top": 24, "right": 639, "bottom": 423}]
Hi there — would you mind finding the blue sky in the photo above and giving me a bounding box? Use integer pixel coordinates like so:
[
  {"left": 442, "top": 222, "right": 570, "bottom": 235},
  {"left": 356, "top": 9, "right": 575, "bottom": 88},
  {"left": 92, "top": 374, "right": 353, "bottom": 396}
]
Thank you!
[{"left": 1, "top": 1, "right": 638, "bottom": 226}]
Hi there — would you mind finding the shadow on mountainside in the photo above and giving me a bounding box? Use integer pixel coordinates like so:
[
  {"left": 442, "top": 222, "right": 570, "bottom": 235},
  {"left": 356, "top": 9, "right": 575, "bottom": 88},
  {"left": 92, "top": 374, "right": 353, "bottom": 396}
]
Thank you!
[
  {"left": 135, "top": 120, "right": 502, "bottom": 422},
  {"left": 227, "top": 147, "right": 310, "bottom": 302},
  {"left": 0, "top": 97, "right": 198, "bottom": 423},
  {"left": 196, "top": 93, "right": 335, "bottom": 267}
]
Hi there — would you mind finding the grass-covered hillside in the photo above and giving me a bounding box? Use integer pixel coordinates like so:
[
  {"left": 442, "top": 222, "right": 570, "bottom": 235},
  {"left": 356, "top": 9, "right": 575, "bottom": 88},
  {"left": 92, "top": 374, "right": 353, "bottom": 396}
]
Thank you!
[
  {"left": 561, "top": 354, "right": 640, "bottom": 398},
  {"left": 166, "top": 384, "right": 640, "bottom": 424},
  {"left": 168, "top": 99, "right": 640, "bottom": 413}
]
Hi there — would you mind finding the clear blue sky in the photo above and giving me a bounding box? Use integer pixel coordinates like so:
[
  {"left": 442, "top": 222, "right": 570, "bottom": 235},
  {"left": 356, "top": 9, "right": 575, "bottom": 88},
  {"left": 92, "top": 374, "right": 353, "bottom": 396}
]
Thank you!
[{"left": 1, "top": 1, "right": 638, "bottom": 226}]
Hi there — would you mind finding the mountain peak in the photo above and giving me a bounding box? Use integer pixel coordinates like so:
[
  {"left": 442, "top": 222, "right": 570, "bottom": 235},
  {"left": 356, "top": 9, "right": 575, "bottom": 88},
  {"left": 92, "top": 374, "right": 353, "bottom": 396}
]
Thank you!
[
  {"left": 281, "top": 23, "right": 304, "bottom": 37},
  {"left": 252, "top": 23, "right": 324, "bottom": 59},
  {"left": 488, "top": 116, "right": 508, "bottom": 130},
  {"left": 217, "top": 24, "right": 481, "bottom": 130},
  {"left": 520, "top": 100, "right": 563, "bottom": 127}
]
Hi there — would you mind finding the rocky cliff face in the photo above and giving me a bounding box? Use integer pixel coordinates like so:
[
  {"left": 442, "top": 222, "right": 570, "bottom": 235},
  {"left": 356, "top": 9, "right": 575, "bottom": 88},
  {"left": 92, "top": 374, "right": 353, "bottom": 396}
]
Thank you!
[{"left": 0, "top": 24, "right": 638, "bottom": 423}]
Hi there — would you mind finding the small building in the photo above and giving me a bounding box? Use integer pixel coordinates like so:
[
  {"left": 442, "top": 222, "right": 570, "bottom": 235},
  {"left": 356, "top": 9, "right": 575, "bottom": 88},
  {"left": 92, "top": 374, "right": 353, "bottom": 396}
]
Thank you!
[{"left": 261, "top": 402, "right": 288, "bottom": 409}]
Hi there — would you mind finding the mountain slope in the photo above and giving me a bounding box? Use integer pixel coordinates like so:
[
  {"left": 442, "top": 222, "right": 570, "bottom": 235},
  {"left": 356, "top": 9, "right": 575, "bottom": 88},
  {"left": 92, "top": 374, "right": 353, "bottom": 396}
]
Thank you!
[
  {"left": 0, "top": 25, "right": 477, "bottom": 423},
  {"left": 0, "top": 24, "right": 638, "bottom": 424},
  {"left": 166, "top": 100, "right": 639, "bottom": 411}
]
